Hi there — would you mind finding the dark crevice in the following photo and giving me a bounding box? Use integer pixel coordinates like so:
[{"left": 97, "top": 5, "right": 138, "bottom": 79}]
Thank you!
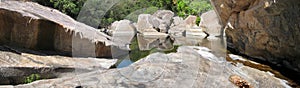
[{"left": 36, "top": 20, "right": 56, "bottom": 50}]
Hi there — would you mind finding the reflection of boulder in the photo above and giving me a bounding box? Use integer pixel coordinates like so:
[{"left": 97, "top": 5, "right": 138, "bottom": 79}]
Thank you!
[
  {"left": 137, "top": 34, "right": 173, "bottom": 51},
  {"left": 14, "top": 46, "right": 291, "bottom": 88},
  {"left": 199, "top": 10, "right": 222, "bottom": 36}
]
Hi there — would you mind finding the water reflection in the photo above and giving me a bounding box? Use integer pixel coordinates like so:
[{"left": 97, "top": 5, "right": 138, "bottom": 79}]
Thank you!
[{"left": 115, "top": 33, "right": 227, "bottom": 68}]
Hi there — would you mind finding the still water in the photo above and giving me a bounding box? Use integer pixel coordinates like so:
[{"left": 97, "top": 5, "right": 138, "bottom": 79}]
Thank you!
[{"left": 113, "top": 34, "right": 227, "bottom": 68}]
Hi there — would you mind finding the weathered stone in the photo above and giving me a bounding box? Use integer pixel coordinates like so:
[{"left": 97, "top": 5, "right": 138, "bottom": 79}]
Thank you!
[
  {"left": 0, "top": 46, "right": 117, "bottom": 85},
  {"left": 136, "top": 14, "right": 157, "bottom": 33},
  {"left": 172, "top": 16, "right": 184, "bottom": 27},
  {"left": 168, "top": 15, "right": 200, "bottom": 36},
  {"left": 0, "top": 1, "right": 114, "bottom": 58},
  {"left": 199, "top": 10, "right": 222, "bottom": 36},
  {"left": 137, "top": 34, "right": 172, "bottom": 51},
  {"left": 153, "top": 10, "right": 174, "bottom": 26},
  {"left": 110, "top": 20, "right": 136, "bottom": 49},
  {"left": 158, "top": 24, "right": 168, "bottom": 33},
  {"left": 184, "top": 15, "right": 197, "bottom": 28},
  {"left": 168, "top": 25, "right": 186, "bottom": 36},
  {"left": 211, "top": 0, "right": 300, "bottom": 72},
  {"left": 13, "top": 46, "right": 291, "bottom": 88},
  {"left": 184, "top": 29, "right": 207, "bottom": 38}
]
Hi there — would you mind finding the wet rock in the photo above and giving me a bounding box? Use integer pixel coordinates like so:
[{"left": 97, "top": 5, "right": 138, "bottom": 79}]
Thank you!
[
  {"left": 13, "top": 46, "right": 291, "bottom": 88},
  {"left": 211, "top": 0, "right": 300, "bottom": 72},
  {"left": 0, "top": 46, "right": 117, "bottom": 85},
  {"left": 0, "top": 1, "right": 113, "bottom": 58},
  {"left": 199, "top": 10, "right": 222, "bottom": 36}
]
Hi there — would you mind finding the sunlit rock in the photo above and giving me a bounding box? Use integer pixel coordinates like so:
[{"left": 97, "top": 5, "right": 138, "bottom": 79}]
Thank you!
[
  {"left": 13, "top": 46, "right": 291, "bottom": 88},
  {"left": 0, "top": 1, "right": 113, "bottom": 58},
  {"left": 0, "top": 46, "right": 117, "bottom": 85},
  {"left": 199, "top": 10, "right": 222, "bottom": 36}
]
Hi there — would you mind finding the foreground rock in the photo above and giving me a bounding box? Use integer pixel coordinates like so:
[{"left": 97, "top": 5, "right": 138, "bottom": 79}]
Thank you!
[
  {"left": 0, "top": 46, "right": 117, "bottom": 85},
  {"left": 13, "top": 46, "right": 290, "bottom": 88},
  {"left": 0, "top": 1, "right": 113, "bottom": 58},
  {"left": 211, "top": 0, "right": 300, "bottom": 72}
]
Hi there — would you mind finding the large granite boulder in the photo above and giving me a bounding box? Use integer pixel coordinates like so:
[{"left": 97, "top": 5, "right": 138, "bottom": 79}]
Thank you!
[
  {"left": 199, "top": 10, "right": 222, "bottom": 36},
  {"left": 169, "top": 15, "right": 204, "bottom": 37},
  {"left": 153, "top": 10, "right": 174, "bottom": 33},
  {"left": 136, "top": 14, "right": 158, "bottom": 33},
  {"left": 0, "top": 1, "right": 113, "bottom": 58},
  {"left": 184, "top": 15, "right": 198, "bottom": 28},
  {"left": 0, "top": 46, "right": 117, "bottom": 85},
  {"left": 211, "top": 0, "right": 300, "bottom": 72},
  {"left": 11, "top": 46, "right": 291, "bottom": 88}
]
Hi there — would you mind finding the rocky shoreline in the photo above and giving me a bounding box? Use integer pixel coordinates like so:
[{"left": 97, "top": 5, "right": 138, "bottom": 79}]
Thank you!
[{"left": 0, "top": 1, "right": 298, "bottom": 87}]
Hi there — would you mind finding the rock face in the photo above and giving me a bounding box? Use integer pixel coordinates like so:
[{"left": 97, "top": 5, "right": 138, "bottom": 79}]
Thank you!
[
  {"left": 0, "top": 45, "right": 117, "bottom": 85},
  {"left": 184, "top": 15, "right": 197, "bottom": 28},
  {"left": 136, "top": 14, "right": 158, "bottom": 33},
  {"left": 211, "top": 0, "right": 300, "bottom": 71},
  {"left": 0, "top": 1, "right": 113, "bottom": 58},
  {"left": 13, "top": 46, "right": 290, "bottom": 88},
  {"left": 199, "top": 10, "right": 222, "bottom": 35}
]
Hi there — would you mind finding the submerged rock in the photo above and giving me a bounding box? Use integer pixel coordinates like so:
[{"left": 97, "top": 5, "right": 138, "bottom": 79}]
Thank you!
[
  {"left": 0, "top": 1, "right": 113, "bottom": 58},
  {"left": 211, "top": 0, "right": 300, "bottom": 72},
  {"left": 13, "top": 46, "right": 291, "bottom": 88}
]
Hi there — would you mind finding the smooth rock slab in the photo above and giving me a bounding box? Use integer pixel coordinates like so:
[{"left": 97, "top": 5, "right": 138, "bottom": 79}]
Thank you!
[
  {"left": 0, "top": 1, "right": 113, "bottom": 58},
  {"left": 0, "top": 46, "right": 117, "bottom": 85},
  {"left": 13, "top": 46, "right": 290, "bottom": 88}
]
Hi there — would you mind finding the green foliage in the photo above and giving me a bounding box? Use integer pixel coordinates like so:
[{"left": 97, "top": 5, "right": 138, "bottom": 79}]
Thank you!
[
  {"left": 50, "top": 0, "right": 86, "bottom": 18},
  {"left": 101, "top": 0, "right": 212, "bottom": 28},
  {"left": 24, "top": 74, "right": 41, "bottom": 84},
  {"left": 196, "top": 16, "right": 201, "bottom": 25},
  {"left": 175, "top": 0, "right": 212, "bottom": 18},
  {"left": 125, "top": 7, "right": 159, "bottom": 22},
  {"left": 33, "top": 0, "right": 86, "bottom": 18},
  {"left": 34, "top": 0, "right": 212, "bottom": 28}
]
